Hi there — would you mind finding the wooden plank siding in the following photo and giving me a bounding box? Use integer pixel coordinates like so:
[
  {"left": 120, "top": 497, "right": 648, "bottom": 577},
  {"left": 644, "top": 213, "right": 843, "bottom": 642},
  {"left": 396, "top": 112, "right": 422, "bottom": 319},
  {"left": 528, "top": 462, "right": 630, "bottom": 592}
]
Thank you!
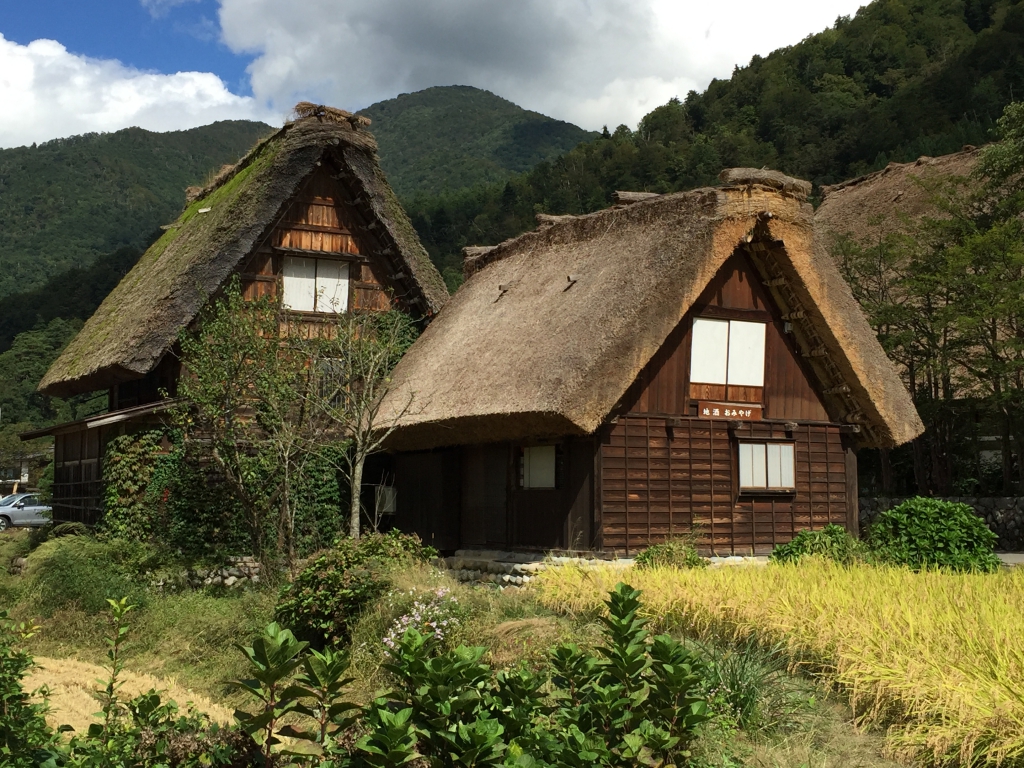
[
  {"left": 599, "top": 417, "right": 847, "bottom": 555},
  {"left": 602, "top": 250, "right": 850, "bottom": 555},
  {"left": 239, "top": 167, "right": 394, "bottom": 314},
  {"left": 621, "top": 251, "right": 829, "bottom": 422}
]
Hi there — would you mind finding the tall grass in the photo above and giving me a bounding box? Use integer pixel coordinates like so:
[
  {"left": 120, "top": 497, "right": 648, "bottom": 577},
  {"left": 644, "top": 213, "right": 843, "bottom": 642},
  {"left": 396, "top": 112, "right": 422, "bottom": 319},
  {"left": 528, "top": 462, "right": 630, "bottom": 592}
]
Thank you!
[{"left": 531, "top": 560, "right": 1024, "bottom": 766}]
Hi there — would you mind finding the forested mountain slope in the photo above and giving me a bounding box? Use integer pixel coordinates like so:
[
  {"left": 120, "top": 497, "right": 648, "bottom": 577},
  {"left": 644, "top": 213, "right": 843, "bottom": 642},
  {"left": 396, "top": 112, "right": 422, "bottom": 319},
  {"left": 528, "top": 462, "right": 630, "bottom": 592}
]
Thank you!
[
  {"left": 361, "top": 85, "right": 598, "bottom": 198},
  {"left": 0, "top": 121, "right": 273, "bottom": 299},
  {"left": 407, "top": 0, "right": 1024, "bottom": 285}
]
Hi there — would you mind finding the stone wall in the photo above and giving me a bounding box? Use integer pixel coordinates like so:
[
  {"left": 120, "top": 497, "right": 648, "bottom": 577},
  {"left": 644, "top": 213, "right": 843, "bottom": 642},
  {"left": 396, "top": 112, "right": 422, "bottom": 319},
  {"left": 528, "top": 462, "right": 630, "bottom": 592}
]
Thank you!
[{"left": 859, "top": 497, "right": 1024, "bottom": 550}]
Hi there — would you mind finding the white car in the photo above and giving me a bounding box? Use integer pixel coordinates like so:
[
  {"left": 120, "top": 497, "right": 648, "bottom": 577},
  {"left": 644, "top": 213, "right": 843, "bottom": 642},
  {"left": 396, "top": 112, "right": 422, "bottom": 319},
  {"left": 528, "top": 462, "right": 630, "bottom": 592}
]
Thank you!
[{"left": 0, "top": 493, "right": 51, "bottom": 530}]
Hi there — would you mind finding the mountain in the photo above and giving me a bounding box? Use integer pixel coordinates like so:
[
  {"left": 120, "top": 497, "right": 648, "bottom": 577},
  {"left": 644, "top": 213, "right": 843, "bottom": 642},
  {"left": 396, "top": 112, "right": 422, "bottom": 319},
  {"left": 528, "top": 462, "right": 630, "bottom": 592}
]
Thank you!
[
  {"left": 406, "top": 0, "right": 1024, "bottom": 285},
  {"left": 360, "top": 85, "right": 599, "bottom": 199},
  {"left": 0, "top": 120, "right": 273, "bottom": 300}
]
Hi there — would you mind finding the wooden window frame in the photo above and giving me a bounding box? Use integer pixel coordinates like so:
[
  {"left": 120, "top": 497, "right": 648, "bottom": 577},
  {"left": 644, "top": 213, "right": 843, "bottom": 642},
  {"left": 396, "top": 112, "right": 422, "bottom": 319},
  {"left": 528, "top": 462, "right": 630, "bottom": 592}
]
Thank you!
[
  {"left": 281, "top": 254, "right": 353, "bottom": 314},
  {"left": 517, "top": 444, "right": 563, "bottom": 491},
  {"left": 736, "top": 439, "right": 796, "bottom": 495}
]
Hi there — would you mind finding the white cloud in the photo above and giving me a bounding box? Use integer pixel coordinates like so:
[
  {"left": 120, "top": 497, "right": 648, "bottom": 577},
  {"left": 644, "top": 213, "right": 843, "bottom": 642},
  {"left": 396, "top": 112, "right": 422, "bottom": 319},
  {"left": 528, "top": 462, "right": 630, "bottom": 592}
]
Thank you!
[
  {"left": 0, "top": 0, "right": 871, "bottom": 148},
  {"left": 218, "top": 0, "right": 870, "bottom": 131},
  {"left": 0, "top": 34, "right": 280, "bottom": 149},
  {"left": 140, "top": 0, "right": 203, "bottom": 18}
]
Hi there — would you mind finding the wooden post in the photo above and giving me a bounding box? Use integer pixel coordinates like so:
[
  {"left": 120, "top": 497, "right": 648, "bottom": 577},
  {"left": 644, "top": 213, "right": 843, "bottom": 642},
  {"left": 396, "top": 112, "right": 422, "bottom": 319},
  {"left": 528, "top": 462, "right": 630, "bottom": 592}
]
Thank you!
[{"left": 844, "top": 439, "right": 860, "bottom": 537}]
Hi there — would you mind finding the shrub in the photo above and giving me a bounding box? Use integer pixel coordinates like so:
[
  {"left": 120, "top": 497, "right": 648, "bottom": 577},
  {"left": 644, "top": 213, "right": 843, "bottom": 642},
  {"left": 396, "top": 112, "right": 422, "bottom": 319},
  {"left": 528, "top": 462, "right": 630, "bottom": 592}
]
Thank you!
[
  {"left": 865, "top": 497, "right": 1001, "bottom": 573},
  {"left": 275, "top": 530, "right": 435, "bottom": 646},
  {"left": 634, "top": 536, "right": 708, "bottom": 569},
  {"left": 21, "top": 536, "right": 165, "bottom": 616},
  {"left": 769, "top": 524, "right": 862, "bottom": 565}
]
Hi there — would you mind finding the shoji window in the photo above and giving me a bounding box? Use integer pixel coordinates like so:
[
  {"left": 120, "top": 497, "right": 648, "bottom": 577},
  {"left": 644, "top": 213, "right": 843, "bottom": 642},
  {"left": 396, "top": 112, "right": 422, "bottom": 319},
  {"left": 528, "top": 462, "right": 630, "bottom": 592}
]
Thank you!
[
  {"left": 521, "top": 445, "right": 557, "bottom": 489},
  {"left": 738, "top": 442, "right": 795, "bottom": 490},
  {"left": 689, "top": 318, "right": 766, "bottom": 386},
  {"left": 282, "top": 256, "right": 350, "bottom": 313}
]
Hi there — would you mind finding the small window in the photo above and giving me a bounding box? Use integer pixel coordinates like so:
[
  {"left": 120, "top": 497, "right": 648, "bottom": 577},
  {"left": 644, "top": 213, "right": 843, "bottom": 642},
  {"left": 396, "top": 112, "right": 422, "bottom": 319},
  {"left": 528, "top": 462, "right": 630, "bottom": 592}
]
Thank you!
[
  {"left": 690, "top": 318, "right": 766, "bottom": 387},
  {"left": 282, "top": 256, "right": 350, "bottom": 313},
  {"left": 374, "top": 485, "right": 397, "bottom": 516},
  {"left": 739, "top": 442, "right": 795, "bottom": 490},
  {"left": 521, "top": 445, "right": 557, "bottom": 489}
]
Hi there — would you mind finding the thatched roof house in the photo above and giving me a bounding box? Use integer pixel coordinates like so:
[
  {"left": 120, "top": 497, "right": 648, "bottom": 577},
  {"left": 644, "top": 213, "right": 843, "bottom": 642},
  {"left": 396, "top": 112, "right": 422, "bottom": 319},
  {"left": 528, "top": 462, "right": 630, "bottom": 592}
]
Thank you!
[
  {"left": 815, "top": 148, "right": 981, "bottom": 247},
  {"left": 31, "top": 107, "right": 448, "bottom": 526},
  {"left": 381, "top": 168, "right": 922, "bottom": 555},
  {"left": 40, "top": 110, "right": 448, "bottom": 399},
  {"left": 385, "top": 170, "right": 921, "bottom": 452}
]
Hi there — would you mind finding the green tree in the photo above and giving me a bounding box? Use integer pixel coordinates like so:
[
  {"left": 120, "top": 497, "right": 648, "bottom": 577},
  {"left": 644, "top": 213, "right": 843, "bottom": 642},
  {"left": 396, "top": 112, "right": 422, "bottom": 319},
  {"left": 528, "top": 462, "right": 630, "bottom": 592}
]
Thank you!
[
  {"left": 306, "top": 310, "right": 418, "bottom": 540},
  {"left": 176, "top": 281, "right": 326, "bottom": 566}
]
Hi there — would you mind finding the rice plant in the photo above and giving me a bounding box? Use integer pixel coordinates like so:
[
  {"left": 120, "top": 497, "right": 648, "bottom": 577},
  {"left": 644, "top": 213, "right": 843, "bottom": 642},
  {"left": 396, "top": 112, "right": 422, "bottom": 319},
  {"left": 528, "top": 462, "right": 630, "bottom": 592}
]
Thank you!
[{"left": 530, "top": 560, "right": 1024, "bottom": 766}]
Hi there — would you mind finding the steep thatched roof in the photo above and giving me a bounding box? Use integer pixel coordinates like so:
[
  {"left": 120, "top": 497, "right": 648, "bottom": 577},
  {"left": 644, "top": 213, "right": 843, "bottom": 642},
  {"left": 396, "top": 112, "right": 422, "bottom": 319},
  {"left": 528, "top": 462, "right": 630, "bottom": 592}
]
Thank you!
[
  {"left": 383, "top": 169, "right": 923, "bottom": 451},
  {"left": 815, "top": 149, "right": 981, "bottom": 246},
  {"left": 40, "top": 113, "right": 448, "bottom": 398}
]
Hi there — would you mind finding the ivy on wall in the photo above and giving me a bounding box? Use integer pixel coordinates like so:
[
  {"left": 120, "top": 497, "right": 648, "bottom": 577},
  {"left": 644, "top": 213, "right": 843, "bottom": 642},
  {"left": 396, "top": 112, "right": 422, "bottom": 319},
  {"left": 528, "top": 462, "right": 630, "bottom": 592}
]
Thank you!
[{"left": 100, "top": 428, "right": 346, "bottom": 561}]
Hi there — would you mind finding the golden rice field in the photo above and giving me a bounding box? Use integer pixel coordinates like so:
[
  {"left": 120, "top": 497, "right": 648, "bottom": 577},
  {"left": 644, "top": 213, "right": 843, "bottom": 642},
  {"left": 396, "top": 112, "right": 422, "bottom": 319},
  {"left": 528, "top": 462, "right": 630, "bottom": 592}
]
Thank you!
[{"left": 531, "top": 560, "right": 1024, "bottom": 767}]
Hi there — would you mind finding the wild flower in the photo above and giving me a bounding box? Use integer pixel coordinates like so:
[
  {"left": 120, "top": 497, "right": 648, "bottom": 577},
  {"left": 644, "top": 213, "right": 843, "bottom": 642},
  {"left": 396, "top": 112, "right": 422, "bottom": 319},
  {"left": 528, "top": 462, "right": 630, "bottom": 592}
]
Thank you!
[{"left": 382, "top": 587, "right": 467, "bottom": 657}]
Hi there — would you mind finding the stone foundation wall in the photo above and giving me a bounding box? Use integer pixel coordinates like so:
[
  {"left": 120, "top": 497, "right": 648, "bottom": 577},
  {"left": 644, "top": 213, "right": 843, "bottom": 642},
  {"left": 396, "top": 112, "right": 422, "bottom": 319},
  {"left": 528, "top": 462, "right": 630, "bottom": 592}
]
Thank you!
[
  {"left": 859, "top": 497, "right": 1024, "bottom": 550},
  {"left": 184, "top": 556, "right": 262, "bottom": 589}
]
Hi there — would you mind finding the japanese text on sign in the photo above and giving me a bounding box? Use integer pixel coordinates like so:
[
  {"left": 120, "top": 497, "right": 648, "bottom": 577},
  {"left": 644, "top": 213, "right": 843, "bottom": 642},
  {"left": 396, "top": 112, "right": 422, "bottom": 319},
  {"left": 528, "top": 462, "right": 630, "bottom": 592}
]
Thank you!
[{"left": 697, "top": 402, "right": 763, "bottom": 421}]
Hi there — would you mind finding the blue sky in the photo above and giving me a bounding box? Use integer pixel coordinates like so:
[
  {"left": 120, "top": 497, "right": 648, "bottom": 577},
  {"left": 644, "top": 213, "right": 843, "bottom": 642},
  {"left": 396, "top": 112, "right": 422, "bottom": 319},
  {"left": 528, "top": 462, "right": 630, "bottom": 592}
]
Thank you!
[
  {"left": 1, "top": 1, "right": 250, "bottom": 92},
  {"left": 0, "top": 0, "right": 870, "bottom": 149}
]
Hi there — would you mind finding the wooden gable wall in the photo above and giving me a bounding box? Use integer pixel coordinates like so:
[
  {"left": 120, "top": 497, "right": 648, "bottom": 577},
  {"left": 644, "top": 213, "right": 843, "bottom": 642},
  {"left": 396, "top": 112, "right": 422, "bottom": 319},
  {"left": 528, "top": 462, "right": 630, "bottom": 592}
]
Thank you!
[
  {"left": 621, "top": 251, "right": 829, "bottom": 422},
  {"left": 599, "top": 250, "right": 853, "bottom": 556},
  {"left": 238, "top": 166, "right": 394, "bottom": 313}
]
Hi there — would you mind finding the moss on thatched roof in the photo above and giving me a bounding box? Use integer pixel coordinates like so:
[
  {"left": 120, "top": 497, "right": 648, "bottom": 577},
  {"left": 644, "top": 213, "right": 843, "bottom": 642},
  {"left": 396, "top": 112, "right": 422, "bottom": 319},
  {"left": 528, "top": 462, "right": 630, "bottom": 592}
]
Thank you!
[
  {"left": 383, "top": 169, "right": 922, "bottom": 451},
  {"left": 40, "top": 114, "right": 447, "bottom": 398}
]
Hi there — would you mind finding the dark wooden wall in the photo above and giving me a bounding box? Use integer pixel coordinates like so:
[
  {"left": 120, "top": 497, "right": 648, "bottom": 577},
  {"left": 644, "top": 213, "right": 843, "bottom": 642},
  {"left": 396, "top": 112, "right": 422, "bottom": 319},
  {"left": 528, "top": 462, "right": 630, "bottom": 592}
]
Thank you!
[
  {"left": 393, "top": 437, "right": 595, "bottom": 554},
  {"left": 598, "top": 417, "right": 848, "bottom": 554},
  {"left": 394, "top": 449, "right": 462, "bottom": 551},
  {"left": 602, "top": 251, "right": 851, "bottom": 555},
  {"left": 622, "top": 252, "right": 829, "bottom": 422},
  {"left": 508, "top": 438, "right": 593, "bottom": 550},
  {"left": 461, "top": 443, "right": 509, "bottom": 548}
]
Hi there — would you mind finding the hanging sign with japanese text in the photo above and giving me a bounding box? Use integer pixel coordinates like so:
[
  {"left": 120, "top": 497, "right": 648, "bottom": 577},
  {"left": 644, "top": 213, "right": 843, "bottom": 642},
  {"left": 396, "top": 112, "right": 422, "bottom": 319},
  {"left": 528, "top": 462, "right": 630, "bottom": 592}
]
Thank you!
[{"left": 697, "top": 402, "right": 763, "bottom": 421}]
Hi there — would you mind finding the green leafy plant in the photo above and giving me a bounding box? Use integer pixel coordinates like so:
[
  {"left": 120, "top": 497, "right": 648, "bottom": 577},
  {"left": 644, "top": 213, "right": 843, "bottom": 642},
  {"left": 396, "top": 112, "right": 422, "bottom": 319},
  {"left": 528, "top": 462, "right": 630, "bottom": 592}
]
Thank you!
[
  {"left": 769, "top": 524, "right": 863, "bottom": 565},
  {"left": 634, "top": 536, "right": 707, "bottom": 570},
  {"left": 275, "top": 530, "right": 436, "bottom": 646},
  {"left": 230, "top": 622, "right": 310, "bottom": 765},
  {"left": 0, "top": 611, "right": 62, "bottom": 767},
  {"left": 374, "top": 582, "right": 710, "bottom": 767},
  {"left": 864, "top": 497, "right": 1001, "bottom": 573}
]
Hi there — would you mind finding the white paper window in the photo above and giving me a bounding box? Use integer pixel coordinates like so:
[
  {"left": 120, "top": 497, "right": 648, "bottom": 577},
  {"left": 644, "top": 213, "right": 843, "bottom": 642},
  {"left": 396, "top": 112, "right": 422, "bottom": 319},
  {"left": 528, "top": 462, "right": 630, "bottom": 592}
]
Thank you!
[
  {"left": 282, "top": 257, "right": 350, "bottom": 313},
  {"left": 727, "top": 320, "right": 766, "bottom": 386},
  {"left": 523, "top": 445, "right": 556, "bottom": 489},
  {"left": 282, "top": 256, "right": 317, "bottom": 312},
  {"left": 316, "top": 260, "right": 350, "bottom": 313},
  {"left": 690, "top": 317, "right": 766, "bottom": 387},
  {"left": 739, "top": 442, "right": 795, "bottom": 490},
  {"left": 690, "top": 318, "right": 730, "bottom": 384}
]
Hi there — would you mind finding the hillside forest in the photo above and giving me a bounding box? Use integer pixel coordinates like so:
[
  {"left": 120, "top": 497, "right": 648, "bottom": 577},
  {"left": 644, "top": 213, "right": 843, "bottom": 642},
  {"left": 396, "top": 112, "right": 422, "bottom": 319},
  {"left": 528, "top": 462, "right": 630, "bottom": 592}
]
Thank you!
[{"left": 2, "top": 0, "right": 1024, "bottom": 497}]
